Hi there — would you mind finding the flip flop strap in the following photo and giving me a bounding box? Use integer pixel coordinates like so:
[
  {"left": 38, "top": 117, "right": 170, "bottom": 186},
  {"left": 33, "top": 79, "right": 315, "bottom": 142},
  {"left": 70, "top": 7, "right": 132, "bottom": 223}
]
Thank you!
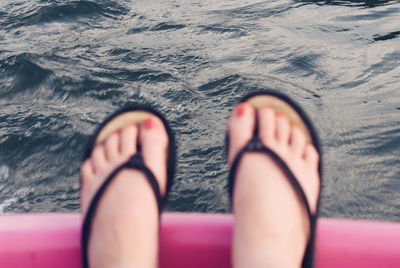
[
  {"left": 228, "top": 135, "right": 315, "bottom": 267},
  {"left": 81, "top": 152, "right": 161, "bottom": 268}
]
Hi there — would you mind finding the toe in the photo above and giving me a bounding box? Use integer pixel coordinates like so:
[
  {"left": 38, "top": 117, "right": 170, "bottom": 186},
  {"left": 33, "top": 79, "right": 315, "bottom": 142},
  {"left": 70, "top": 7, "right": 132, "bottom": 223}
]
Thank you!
[
  {"left": 304, "top": 144, "right": 319, "bottom": 169},
  {"left": 228, "top": 103, "right": 256, "bottom": 165},
  {"left": 120, "top": 124, "right": 138, "bottom": 157},
  {"left": 80, "top": 159, "right": 94, "bottom": 180},
  {"left": 276, "top": 114, "right": 290, "bottom": 145},
  {"left": 91, "top": 145, "right": 107, "bottom": 173},
  {"left": 80, "top": 159, "right": 95, "bottom": 212},
  {"left": 139, "top": 116, "right": 169, "bottom": 195},
  {"left": 289, "top": 127, "right": 306, "bottom": 156},
  {"left": 140, "top": 116, "right": 169, "bottom": 148},
  {"left": 104, "top": 132, "right": 120, "bottom": 162},
  {"left": 258, "top": 107, "right": 276, "bottom": 146}
]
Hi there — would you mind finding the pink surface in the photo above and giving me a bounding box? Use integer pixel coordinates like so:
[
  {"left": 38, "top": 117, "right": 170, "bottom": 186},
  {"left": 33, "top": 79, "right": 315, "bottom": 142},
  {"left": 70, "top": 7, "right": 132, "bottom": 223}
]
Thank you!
[{"left": 0, "top": 213, "right": 399, "bottom": 268}]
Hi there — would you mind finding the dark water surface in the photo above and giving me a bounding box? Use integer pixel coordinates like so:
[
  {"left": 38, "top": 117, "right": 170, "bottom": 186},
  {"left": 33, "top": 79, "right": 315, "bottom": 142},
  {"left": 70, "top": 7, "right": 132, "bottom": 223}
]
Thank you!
[{"left": 0, "top": 0, "right": 399, "bottom": 220}]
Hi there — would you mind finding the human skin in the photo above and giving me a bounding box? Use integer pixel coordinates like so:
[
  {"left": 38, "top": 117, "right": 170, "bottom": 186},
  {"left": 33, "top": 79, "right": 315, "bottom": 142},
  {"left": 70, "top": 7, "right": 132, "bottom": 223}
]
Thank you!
[{"left": 228, "top": 103, "right": 320, "bottom": 268}]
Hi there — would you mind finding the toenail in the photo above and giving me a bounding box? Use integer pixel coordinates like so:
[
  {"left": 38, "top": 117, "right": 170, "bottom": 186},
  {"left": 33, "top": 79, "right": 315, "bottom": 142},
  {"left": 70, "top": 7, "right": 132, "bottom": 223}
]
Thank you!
[
  {"left": 236, "top": 104, "right": 246, "bottom": 116},
  {"left": 143, "top": 118, "right": 153, "bottom": 129}
]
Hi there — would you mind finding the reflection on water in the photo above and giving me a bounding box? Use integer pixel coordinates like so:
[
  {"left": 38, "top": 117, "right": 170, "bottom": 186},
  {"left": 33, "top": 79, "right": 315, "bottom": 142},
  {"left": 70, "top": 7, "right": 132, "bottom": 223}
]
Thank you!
[
  {"left": 0, "top": 0, "right": 399, "bottom": 221},
  {"left": 297, "top": 0, "right": 396, "bottom": 8}
]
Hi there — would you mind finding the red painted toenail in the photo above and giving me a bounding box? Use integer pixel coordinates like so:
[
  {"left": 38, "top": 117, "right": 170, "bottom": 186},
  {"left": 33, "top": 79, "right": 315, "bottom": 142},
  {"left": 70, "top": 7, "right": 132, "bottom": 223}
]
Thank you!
[
  {"left": 143, "top": 118, "right": 153, "bottom": 129},
  {"left": 236, "top": 104, "right": 246, "bottom": 116}
]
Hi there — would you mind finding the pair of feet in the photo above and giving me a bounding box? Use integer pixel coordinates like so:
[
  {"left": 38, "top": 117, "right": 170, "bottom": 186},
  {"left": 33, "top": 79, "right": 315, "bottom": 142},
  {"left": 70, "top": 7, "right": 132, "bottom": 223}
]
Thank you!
[{"left": 80, "top": 103, "right": 320, "bottom": 268}]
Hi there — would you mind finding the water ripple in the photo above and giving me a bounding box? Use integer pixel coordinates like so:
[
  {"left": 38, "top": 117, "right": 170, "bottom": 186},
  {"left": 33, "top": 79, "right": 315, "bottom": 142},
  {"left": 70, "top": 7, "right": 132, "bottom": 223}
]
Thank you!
[
  {"left": 1, "top": 0, "right": 128, "bottom": 30},
  {"left": 0, "top": 54, "right": 53, "bottom": 97},
  {"left": 127, "top": 23, "right": 186, "bottom": 34},
  {"left": 373, "top": 30, "right": 400, "bottom": 41},
  {"left": 0, "top": 0, "right": 399, "bottom": 221},
  {"left": 297, "top": 0, "right": 398, "bottom": 8}
]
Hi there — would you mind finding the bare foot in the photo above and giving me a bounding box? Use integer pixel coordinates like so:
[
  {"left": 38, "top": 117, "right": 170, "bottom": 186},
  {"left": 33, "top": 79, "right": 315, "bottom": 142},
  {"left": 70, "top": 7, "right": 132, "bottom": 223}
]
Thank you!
[
  {"left": 229, "top": 103, "right": 320, "bottom": 268},
  {"left": 80, "top": 115, "right": 168, "bottom": 268}
]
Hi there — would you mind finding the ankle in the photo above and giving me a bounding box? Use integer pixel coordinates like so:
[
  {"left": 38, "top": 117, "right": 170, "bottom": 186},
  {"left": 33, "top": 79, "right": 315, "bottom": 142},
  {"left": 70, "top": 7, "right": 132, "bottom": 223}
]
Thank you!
[
  {"left": 233, "top": 218, "right": 308, "bottom": 268},
  {"left": 91, "top": 258, "right": 156, "bottom": 268},
  {"left": 234, "top": 247, "right": 300, "bottom": 268}
]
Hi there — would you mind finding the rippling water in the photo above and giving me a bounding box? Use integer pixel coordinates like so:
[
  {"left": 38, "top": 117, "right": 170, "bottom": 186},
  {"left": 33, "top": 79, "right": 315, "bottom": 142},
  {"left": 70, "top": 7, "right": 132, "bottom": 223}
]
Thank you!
[{"left": 0, "top": 0, "right": 399, "bottom": 221}]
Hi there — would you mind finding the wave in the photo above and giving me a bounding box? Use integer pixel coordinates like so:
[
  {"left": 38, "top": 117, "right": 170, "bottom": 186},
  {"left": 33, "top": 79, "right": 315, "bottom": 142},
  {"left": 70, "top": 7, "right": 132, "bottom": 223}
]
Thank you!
[
  {"left": 199, "top": 25, "right": 248, "bottom": 38},
  {"left": 1, "top": 0, "right": 129, "bottom": 30},
  {"left": 94, "top": 68, "right": 176, "bottom": 83},
  {"left": 373, "top": 30, "right": 400, "bottom": 41},
  {"left": 295, "top": 0, "right": 398, "bottom": 8},
  {"left": 0, "top": 197, "right": 17, "bottom": 213},
  {"left": 0, "top": 165, "right": 9, "bottom": 182},
  {"left": 0, "top": 54, "right": 54, "bottom": 97},
  {"left": 127, "top": 22, "right": 186, "bottom": 34}
]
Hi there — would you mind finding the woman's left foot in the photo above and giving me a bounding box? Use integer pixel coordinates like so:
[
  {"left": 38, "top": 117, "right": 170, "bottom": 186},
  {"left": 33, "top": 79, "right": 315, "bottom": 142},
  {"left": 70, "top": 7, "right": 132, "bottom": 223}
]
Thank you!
[{"left": 229, "top": 103, "right": 320, "bottom": 268}]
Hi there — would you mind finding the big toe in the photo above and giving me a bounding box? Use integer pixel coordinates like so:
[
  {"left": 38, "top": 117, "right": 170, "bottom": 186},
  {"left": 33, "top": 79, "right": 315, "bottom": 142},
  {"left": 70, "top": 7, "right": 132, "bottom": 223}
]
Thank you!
[
  {"left": 228, "top": 103, "right": 256, "bottom": 165},
  {"left": 139, "top": 116, "right": 169, "bottom": 195}
]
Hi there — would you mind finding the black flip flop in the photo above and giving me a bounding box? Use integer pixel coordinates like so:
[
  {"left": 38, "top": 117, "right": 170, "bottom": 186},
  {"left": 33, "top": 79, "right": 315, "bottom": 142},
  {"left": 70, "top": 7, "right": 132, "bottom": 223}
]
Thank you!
[
  {"left": 81, "top": 104, "right": 176, "bottom": 268},
  {"left": 227, "top": 90, "right": 322, "bottom": 268}
]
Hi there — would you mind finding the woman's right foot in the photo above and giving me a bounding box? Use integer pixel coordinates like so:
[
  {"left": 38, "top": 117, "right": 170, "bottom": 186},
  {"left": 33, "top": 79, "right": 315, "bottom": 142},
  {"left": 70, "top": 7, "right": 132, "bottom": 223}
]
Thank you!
[
  {"left": 228, "top": 103, "right": 320, "bottom": 268},
  {"left": 80, "top": 115, "right": 169, "bottom": 268}
]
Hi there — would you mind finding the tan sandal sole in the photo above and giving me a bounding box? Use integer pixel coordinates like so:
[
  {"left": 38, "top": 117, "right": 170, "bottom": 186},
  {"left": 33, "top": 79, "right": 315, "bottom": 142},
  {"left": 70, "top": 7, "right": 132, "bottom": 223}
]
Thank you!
[
  {"left": 95, "top": 111, "right": 153, "bottom": 145},
  {"left": 246, "top": 95, "right": 312, "bottom": 143}
]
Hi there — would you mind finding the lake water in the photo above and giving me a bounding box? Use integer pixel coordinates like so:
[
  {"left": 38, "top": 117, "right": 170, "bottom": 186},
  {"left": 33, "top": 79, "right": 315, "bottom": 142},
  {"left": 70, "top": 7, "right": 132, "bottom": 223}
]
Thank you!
[{"left": 0, "top": 0, "right": 399, "bottom": 221}]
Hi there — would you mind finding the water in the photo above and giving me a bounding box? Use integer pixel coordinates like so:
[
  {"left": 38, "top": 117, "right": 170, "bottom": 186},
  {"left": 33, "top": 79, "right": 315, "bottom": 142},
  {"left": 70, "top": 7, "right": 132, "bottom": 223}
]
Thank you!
[{"left": 0, "top": 0, "right": 399, "bottom": 220}]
